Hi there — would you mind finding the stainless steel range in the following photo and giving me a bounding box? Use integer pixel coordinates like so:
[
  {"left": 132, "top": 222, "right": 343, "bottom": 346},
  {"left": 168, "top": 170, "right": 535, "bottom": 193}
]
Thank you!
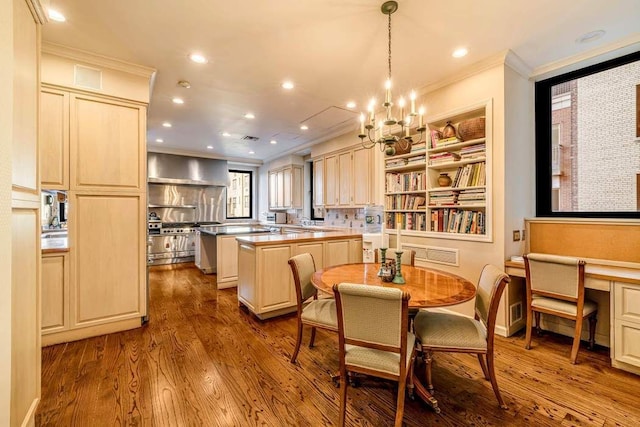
[{"left": 147, "top": 224, "right": 197, "bottom": 265}]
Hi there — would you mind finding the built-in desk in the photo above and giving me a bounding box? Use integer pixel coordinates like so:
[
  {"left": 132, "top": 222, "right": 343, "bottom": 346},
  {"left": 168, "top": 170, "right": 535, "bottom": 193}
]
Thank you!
[{"left": 504, "top": 259, "right": 640, "bottom": 375}]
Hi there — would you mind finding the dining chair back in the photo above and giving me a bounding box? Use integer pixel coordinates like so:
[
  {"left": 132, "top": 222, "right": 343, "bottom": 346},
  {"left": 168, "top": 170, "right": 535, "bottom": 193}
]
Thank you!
[
  {"left": 413, "top": 264, "right": 510, "bottom": 410},
  {"left": 288, "top": 253, "right": 337, "bottom": 364},
  {"left": 523, "top": 253, "right": 597, "bottom": 364},
  {"left": 333, "top": 283, "right": 415, "bottom": 427}
]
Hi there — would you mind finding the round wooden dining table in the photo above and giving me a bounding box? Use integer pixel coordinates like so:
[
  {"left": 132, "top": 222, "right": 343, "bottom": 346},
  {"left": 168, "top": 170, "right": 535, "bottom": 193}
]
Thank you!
[
  {"left": 311, "top": 263, "right": 476, "bottom": 308},
  {"left": 311, "top": 262, "right": 477, "bottom": 413}
]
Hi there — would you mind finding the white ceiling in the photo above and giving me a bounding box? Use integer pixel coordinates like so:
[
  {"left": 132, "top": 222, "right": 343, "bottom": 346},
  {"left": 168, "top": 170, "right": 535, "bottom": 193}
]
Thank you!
[{"left": 42, "top": 0, "right": 640, "bottom": 163}]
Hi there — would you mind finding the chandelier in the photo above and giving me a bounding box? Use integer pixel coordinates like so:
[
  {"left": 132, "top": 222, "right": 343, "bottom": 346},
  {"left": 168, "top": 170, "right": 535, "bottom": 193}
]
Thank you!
[{"left": 358, "top": 1, "right": 426, "bottom": 156}]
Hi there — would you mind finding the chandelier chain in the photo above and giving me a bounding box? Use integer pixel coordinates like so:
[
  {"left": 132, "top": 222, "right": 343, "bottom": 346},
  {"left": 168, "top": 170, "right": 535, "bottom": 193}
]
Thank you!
[{"left": 387, "top": 11, "right": 392, "bottom": 81}]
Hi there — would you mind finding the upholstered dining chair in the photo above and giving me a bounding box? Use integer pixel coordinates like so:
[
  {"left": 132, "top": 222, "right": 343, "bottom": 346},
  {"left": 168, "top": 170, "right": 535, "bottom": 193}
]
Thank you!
[
  {"left": 375, "top": 248, "right": 416, "bottom": 266},
  {"left": 288, "top": 253, "right": 337, "bottom": 364},
  {"left": 524, "top": 253, "right": 597, "bottom": 364},
  {"left": 333, "top": 283, "right": 416, "bottom": 427},
  {"left": 413, "top": 264, "right": 510, "bottom": 409}
]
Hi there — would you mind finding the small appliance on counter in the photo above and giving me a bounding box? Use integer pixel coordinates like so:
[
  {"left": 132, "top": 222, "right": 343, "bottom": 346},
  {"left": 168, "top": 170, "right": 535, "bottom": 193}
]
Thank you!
[
  {"left": 362, "top": 232, "right": 389, "bottom": 263},
  {"left": 265, "top": 212, "right": 287, "bottom": 224}
]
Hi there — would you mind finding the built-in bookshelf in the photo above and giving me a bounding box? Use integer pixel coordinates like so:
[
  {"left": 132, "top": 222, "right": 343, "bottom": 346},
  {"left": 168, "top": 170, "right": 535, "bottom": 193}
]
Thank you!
[{"left": 383, "top": 99, "right": 492, "bottom": 242}]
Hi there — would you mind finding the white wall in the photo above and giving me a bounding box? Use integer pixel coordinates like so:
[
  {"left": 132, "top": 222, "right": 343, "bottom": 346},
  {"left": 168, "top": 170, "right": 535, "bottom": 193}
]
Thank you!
[{"left": 0, "top": 0, "right": 13, "bottom": 421}]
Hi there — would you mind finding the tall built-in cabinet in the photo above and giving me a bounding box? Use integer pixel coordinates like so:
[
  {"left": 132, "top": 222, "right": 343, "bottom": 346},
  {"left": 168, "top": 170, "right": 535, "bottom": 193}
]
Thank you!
[
  {"left": 268, "top": 165, "right": 303, "bottom": 210},
  {"left": 384, "top": 100, "right": 492, "bottom": 242},
  {"left": 39, "top": 43, "right": 154, "bottom": 346},
  {"left": 8, "top": 1, "right": 46, "bottom": 425},
  {"left": 312, "top": 145, "right": 374, "bottom": 208}
]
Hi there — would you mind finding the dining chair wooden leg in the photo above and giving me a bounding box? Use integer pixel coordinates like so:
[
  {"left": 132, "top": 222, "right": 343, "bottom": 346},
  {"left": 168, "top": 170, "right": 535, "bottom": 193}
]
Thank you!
[
  {"left": 534, "top": 311, "right": 542, "bottom": 336},
  {"left": 423, "top": 350, "right": 434, "bottom": 392},
  {"left": 524, "top": 306, "right": 533, "bottom": 350},
  {"left": 407, "top": 355, "right": 416, "bottom": 399},
  {"left": 338, "top": 373, "right": 348, "bottom": 427},
  {"left": 394, "top": 375, "right": 407, "bottom": 427},
  {"left": 477, "top": 353, "right": 490, "bottom": 381},
  {"left": 570, "top": 316, "right": 585, "bottom": 364},
  {"left": 291, "top": 321, "right": 303, "bottom": 363},
  {"left": 588, "top": 314, "right": 597, "bottom": 350},
  {"left": 308, "top": 326, "right": 317, "bottom": 348},
  {"left": 486, "top": 350, "right": 508, "bottom": 409}
]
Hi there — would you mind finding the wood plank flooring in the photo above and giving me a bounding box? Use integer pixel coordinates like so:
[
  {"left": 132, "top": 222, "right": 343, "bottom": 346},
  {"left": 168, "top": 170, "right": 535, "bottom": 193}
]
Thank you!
[{"left": 36, "top": 264, "right": 640, "bottom": 426}]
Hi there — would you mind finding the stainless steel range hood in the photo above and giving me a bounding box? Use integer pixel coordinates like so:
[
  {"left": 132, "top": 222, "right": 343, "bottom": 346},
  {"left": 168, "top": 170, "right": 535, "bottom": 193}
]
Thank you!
[{"left": 148, "top": 152, "right": 229, "bottom": 186}]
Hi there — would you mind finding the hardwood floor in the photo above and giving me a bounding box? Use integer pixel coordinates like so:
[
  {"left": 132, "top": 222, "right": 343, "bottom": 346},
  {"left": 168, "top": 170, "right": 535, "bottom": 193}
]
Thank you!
[{"left": 37, "top": 264, "right": 640, "bottom": 426}]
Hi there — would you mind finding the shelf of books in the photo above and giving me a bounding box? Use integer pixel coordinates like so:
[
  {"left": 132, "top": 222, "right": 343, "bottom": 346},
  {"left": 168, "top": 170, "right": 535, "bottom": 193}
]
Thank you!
[
  {"left": 384, "top": 138, "right": 427, "bottom": 232},
  {"left": 424, "top": 99, "right": 493, "bottom": 242}
]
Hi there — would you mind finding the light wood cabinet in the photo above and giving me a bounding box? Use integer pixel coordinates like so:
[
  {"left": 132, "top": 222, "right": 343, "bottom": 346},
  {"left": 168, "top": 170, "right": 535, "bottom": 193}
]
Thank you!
[
  {"left": 613, "top": 282, "right": 640, "bottom": 373},
  {"left": 40, "top": 88, "right": 69, "bottom": 189},
  {"left": 69, "top": 192, "right": 146, "bottom": 327},
  {"left": 238, "top": 236, "right": 363, "bottom": 319},
  {"left": 313, "top": 158, "right": 324, "bottom": 207},
  {"left": 316, "top": 146, "right": 374, "bottom": 209},
  {"left": 217, "top": 235, "right": 240, "bottom": 289},
  {"left": 70, "top": 93, "right": 146, "bottom": 192},
  {"left": 41, "top": 252, "right": 69, "bottom": 334},
  {"left": 268, "top": 165, "right": 303, "bottom": 210}
]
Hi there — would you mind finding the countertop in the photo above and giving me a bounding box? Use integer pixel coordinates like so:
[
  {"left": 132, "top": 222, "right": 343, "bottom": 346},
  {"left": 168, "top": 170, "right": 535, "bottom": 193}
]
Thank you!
[
  {"left": 197, "top": 225, "right": 273, "bottom": 236},
  {"left": 42, "top": 237, "right": 69, "bottom": 254},
  {"left": 236, "top": 230, "right": 363, "bottom": 246}
]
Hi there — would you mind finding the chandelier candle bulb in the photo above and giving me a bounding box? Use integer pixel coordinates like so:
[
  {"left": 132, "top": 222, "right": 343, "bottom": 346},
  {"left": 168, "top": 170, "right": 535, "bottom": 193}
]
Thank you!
[
  {"left": 418, "top": 106, "right": 425, "bottom": 128},
  {"left": 398, "top": 97, "right": 405, "bottom": 121},
  {"left": 359, "top": 113, "right": 365, "bottom": 135},
  {"left": 385, "top": 79, "right": 392, "bottom": 104}
]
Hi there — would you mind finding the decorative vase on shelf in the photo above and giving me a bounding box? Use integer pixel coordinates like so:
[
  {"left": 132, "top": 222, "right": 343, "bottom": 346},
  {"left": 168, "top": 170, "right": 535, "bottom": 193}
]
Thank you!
[
  {"left": 442, "top": 121, "right": 457, "bottom": 139},
  {"left": 438, "top": 173, "right": 452, "bottom": 187}
]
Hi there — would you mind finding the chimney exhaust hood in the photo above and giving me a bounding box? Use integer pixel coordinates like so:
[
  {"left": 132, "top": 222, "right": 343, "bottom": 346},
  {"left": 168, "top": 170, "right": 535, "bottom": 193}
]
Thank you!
[{"left": 148, "top": 152, "right": 229, "bottom": 186}]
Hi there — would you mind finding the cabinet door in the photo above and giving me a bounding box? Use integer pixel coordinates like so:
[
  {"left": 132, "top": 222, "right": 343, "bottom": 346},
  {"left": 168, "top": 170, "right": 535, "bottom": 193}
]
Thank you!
[
  {"left": 349, "top": 239, "right": 363, "bottom": 263},
  {"left": 282, "top": 167, "right": 292, "bottom": 208},
  {"left": 325, "top": 155, "right": 338, "bottom": 207},
  {"left": 338, "top": 151, "right": 352, "bottom": 206},
  {"left": 276, "top": 170, "right": 285, "bottom": 208},
  {"left": 41, "top": 253, "right": 69, "bottom": 333},
  {"left": 40, "top": 88, "right": 69, "bottom": 189},
  {"left": 291, "top": 165, "right": 303, "bottom": 209},
  {"left": 237, "top": 244, "right": 257, "bottom": 310},
  {"left": 313, "top": 158, "right": 324, "bottom": 207},
  {"left": 353, "top": 147, "right": 372, "bottom": 206},
  {"left": 325, "top": 240, "right": 350, "bottom": 267},
  {"left": 258, "top": 245, "right": 295, "bottom": 312},
  {"left": 294, "top": 242, "right": 325, "bottom": 270},
  {"left": 217, "top": 235, "right": 239, "bottom": 283},
  {"left": 70, "top": 192, "right": 146, "bottom": 326},
  {"left": 268, "top": 171, "right": 278, "bottom": 209},
  {"left": 70, "top": 93, "right": 146, "bottom": 191}
]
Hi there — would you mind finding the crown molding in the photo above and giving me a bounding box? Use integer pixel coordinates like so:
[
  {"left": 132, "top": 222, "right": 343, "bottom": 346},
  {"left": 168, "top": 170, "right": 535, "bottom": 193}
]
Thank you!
[
  {"left": 27, "top": 0, "right": 48, "bottom": 24},
  {"left": 504, "top": 50, "right": 533, "bottom": 79},
  {"left": 147, "top": 146, "right": 263, "bottom": 166},
  {"left": 41, "top": 41, "right": 156, "bottom": 78},
  {"left": 531, "top": 33, "right": 640, "bottom": 81}
]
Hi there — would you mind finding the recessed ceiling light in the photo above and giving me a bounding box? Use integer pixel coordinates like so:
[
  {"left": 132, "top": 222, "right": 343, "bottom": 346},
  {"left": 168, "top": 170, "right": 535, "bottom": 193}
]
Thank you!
[
  {"left": 346, "top": 101, "right": 356, "bottom": 109},
  {"left": 48, "top": 9, "right": 66, "bottom": 22},
  {"left": 189, "top": 53, "right": 208, "bottom": 64},
  {"left": 452, "top": 48, "right": 468, "bottom": 58},
  {"left": 244, "top": 112, "right": 255, "bottom": 119},
  {"left": 162, "top": 122, "right": 172, "bottom": 128},
  {"left": 270, "top": 140, "right": 277, "bottom": 144},
  {"left": 281, "top": 81, "right": 294, "bottom": 90},
  {"left": 300, "top": 125, "right": 309, "bottom": 130},
  {"left": 222, "top": 132, "right": 231, "bottom": 137},
  {"left": 155, "top": 138, "right": 164, "bottom": 143},
  {"left": 206, "top": 145, "right": 213, "bottom": 149},
  {"left": 248, "top": 150, "right": 255, "bottom": 154},
  {"left": 576, "top": 30, "right": 606, "bottom": 44},
  {"left": 172, "top": 97, "right": 184, "bottom": 104}
]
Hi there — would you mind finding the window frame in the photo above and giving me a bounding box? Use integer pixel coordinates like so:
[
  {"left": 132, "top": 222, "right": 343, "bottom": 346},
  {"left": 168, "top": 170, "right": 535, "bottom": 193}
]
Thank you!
[
  {"left": 535, "top": 49, "right": 640, "bottom": 218},
  {"left": 225, "top": 169, "right": 253, "bottom": 220}
]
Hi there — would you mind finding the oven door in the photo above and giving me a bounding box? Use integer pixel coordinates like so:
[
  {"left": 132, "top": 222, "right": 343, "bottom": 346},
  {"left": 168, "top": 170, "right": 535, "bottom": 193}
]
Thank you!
[{"left": 148, "top": 235, "right": 195, "bottom": 265}]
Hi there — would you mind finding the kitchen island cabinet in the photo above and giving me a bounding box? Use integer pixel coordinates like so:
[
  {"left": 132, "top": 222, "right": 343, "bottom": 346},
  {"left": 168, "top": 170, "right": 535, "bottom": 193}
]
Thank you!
[{"left": 236, "top": 231, "right": 362, "bottom": 319}]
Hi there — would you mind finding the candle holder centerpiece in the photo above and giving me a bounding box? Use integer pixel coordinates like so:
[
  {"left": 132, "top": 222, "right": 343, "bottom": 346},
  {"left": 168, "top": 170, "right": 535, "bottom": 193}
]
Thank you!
[
  {"left": 377, "top": 248, "right": 395, "bottom": 282},
  {"left": 392, "top": 250, "right": 405, "bottom": 284}
]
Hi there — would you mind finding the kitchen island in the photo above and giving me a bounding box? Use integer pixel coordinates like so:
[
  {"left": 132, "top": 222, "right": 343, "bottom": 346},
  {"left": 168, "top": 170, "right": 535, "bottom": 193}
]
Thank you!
[{"left": 236, "top": 230, "right": 363, "bottom": 319}]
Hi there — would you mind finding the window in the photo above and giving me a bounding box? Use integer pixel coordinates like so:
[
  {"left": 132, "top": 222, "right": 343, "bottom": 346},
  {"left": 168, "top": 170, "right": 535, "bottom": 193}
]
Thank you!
[
  {"left": 226, "top": 170, "right": 252, "bottom": 219},
  {"left": 535, "top": 50, "right": 640, "bottom": 218},
  {"left": 309, "top": 163, "right": 324, "bottom": 220}
]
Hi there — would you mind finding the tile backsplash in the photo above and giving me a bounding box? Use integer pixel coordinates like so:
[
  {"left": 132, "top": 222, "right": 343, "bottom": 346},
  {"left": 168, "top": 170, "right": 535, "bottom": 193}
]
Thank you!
[{"left": 323, "top": 208, "right": 365, "bottom": 229}]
